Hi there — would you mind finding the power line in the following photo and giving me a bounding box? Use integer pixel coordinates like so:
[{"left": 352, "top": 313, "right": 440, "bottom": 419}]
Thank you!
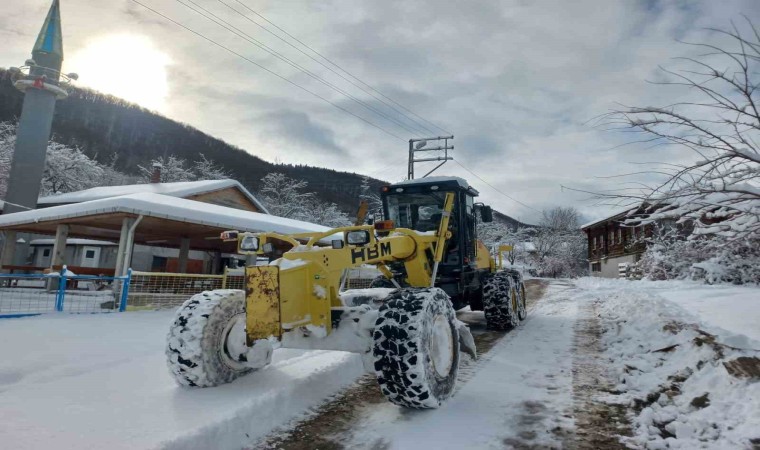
[
  {"left": 220, "top": 0, "right": 439, "bottom": 137},
  {"left": 174, "top": 0, "right": 422, "bottom": 137},
  {"left": 128, "top": 0, "right": 406, "bottom": 142},
  {"left": 229, "top": 0, "right": 452, "bottom": 136},
  {"left": 452, "top": 160, "right": 540, "bottom": 213}
]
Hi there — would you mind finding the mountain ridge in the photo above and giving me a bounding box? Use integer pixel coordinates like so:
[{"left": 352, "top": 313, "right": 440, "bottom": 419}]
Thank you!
[{"left": 0, "top": 68, "right": 531, "bottom": 228}]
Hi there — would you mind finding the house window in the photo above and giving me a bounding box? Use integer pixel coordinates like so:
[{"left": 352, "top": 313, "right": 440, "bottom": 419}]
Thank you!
[
  {"left": 592, "top": 236, "right": 597, "bottom": 249},
  {"left": 151, "top": 256, "right": 168, "bottom": 272},
  {"left": 618, "top": 229, "right": 623, "bottom": 244},
  {"left": 85, "top": 250, "right": 96, "bottom": 259},
  {"left": 591, "top": 262, "right": 601, "bottom": 272},
  {"left": 42, "top": 248, "right": 51, "bottom": 257},
  {"left": 609, "top": 230, "right": 614, "bottom": 244}
]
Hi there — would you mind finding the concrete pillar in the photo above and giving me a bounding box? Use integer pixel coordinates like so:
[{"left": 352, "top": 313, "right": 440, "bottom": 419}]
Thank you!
[
  {"left": 0, "top": 230, "right": 17, "bottom": 273},
  {"left": 50, "top": 224, "right": 69, "bottom": 271},
  {"left": 178, "top": 238, "right": 190, "bottom": 273},
  {"left": 114, "top": 217, "right": 134, "bottom": 277}
]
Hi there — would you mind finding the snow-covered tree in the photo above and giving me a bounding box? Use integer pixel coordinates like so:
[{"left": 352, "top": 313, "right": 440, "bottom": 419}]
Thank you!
[
  {"left": 258, "top": 172, "right": 353, "bottom": 228},
  {"left": 1, "top": 121, "right": 130, "bottom": 197},
  {"left": 258, "top": 173, "right": 315, "bottom": 220},
  {"left": 0, "top": 122, "right": 15, "bottom": 198},
  {"left": 194, "top": 153, "right": 229, "bottom": 180},
  {"left": 359, "top": 175, "right": 383, "bottom": 219},
  {"left": 602, "top": 20, "right": 760, "bottom": 242},
  {"left": 42, "top": 143, "right": 106, "bottom": 195},
  {"left": 299, "top": 199, "right": 352, "bottom": 228},
  {"left": 533, "top": 207, "right": 587, "bottom": 278},
  {"left": 138, "top": 156, "right": 195, "bottom": 183}
]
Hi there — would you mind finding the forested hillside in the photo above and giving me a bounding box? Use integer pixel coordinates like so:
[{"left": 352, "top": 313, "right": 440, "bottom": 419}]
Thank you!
[{"left": 0, "top": 68, "right": 528, "bottom": 227}]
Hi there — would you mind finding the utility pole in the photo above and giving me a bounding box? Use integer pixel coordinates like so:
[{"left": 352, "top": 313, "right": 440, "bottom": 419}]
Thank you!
[
  {"left": 407, "top": 135, "right": 454, "bottom": 180},
  {"left": 4, "top": 0, "right": 76, "bottom": 214}
]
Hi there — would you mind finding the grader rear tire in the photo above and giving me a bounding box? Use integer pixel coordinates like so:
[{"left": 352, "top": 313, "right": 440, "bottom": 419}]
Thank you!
[
  {"left": 517, "top": 281, "right": 527, "bottom": 321},
  {"left": 372, "top": 288, "right": 460, "bottom": 408},
  {"left": 166, "top": 289, "right": 253, "bottom": 387},
  {"left": 482, "top": 272, "right": 519, "bottom": 330}
]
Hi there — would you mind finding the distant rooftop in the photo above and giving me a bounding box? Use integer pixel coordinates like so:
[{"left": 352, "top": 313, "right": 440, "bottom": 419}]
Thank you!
[{"left": 36, "top": 179, "right": 269, "bottom": 213}]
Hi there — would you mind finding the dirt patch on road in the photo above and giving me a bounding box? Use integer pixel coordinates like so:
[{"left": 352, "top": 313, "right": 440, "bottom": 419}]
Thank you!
[
  {"left": 570, "top": 299, "right": 632, "bottom": 449},
  {"left": 255, "top": 279, "right": 550, "bottom": 450}
]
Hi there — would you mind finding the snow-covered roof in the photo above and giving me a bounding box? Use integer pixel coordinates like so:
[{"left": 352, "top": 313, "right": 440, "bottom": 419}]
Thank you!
[
  {"left": 30, "top": 238, "right": 118, "bottom": 246},
  {"left": 392, "top": 176, "right": 471, "bottom": 189},
  {"left": 580, "top": 207, "right": 637, "bottom": 230},
  {"left": 0, "top": 193, "right": 328, "bottom": 235},
  {"left": 37, "top": 179, "right": 269, "bottom": 214}
]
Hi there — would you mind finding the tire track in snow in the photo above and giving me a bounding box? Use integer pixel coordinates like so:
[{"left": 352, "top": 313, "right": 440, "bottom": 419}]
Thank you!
[
  {"left": 252, "top": 280, "right": 551, "bottom": 450},
  {"left": 570, "top": 294, "right": 632, "bottom": 449}
]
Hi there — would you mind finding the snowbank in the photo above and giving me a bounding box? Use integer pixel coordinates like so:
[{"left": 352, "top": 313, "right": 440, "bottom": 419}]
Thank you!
[
  {"left": 575, "top": 277, "right": 760, "bottom": 344},
  {"left": 583, "top": 279, "right": 760, "bottom": 449},
  {"left": 0, "top": 311, "right": 364, "bottom": 450}
]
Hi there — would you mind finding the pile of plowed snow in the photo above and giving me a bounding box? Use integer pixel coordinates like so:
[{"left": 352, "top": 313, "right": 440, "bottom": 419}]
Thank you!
[{"left": 579, "top": 278, "right": 760, "bottom": 449}]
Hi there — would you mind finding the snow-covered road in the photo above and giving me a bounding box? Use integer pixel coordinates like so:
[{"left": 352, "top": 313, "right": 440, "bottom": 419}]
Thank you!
[
  {"left": 0, "top": 312, "right": 365, "bottom": 450},
  {"left": 1, "top": 278, "right": 758, "bottom": 449},
  {"left": 332, "top": 280, "right": 579, "bottom": 449}
]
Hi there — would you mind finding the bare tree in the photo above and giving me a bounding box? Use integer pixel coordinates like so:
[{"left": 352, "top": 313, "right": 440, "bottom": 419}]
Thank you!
[
  {"left": 534, "top": 207, "right": 587, "bottom": 278},
  {"left": 600, "top": 19, "right": 760, "bottom": 242}
]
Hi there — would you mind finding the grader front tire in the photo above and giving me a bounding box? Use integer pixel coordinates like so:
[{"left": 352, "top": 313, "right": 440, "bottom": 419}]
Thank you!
[
  {"left": 372, "top": 288, "right": 460, "bottom": 409},
  {"left": 166, "top": 289, "right": 253, "bottom": 388}
]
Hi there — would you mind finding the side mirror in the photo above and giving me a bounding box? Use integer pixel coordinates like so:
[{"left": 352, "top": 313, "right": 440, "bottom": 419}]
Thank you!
[
  {"left": 481, "top": 206, "right": 494, "bottom": 223},
  {"left": 345, "top": 230, "right": 371, "bottom": 246}
]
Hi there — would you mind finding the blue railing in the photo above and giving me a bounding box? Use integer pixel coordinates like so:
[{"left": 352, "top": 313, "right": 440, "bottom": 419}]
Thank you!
[{"left": 0, "top": 267, "right": 132, "bottom": 317}]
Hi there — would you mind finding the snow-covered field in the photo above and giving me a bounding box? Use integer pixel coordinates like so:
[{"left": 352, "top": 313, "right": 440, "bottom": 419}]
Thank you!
[{"left": 0, "top": 279, "right": 757, "bottom": 449}]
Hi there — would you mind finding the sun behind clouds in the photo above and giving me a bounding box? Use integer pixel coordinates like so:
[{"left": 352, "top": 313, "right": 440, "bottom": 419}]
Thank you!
[{"left": 67, "top": 34, "right": 171, "bottom": 113}]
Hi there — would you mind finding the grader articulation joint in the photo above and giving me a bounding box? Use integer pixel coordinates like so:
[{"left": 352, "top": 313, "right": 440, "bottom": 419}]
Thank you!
[{"left": 166, "top": 177, "right": 527, "bottom": 408}]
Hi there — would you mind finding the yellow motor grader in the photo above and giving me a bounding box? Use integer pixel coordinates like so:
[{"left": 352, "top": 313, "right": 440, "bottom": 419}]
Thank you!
[{"left": 166, "top": 177, "right": 527, "bottom": 408}]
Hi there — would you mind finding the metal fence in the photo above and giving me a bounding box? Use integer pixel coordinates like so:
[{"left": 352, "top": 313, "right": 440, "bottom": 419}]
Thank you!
[
  {"left": 126, "top": 269, "right": 244, "bottom": 310},
  {"left": 0, "top": 265, "right": 382, "bottom": 316},
  {"left": 0, "top": 267, "right": 131, "bottom": 317}
]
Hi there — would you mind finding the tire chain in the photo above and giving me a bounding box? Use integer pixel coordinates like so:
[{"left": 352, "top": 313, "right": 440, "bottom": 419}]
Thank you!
[
  {"left": 372, "top": 288, "right": 459, "bottom": 408},
  {"left": 166, "top": 290, "right": 251, "bottom": 387}
]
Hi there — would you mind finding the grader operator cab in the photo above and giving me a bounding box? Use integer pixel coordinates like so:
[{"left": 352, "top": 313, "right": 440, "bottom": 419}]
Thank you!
[{"left": 166, "top": 176, "right": 526, "bottom": 409}]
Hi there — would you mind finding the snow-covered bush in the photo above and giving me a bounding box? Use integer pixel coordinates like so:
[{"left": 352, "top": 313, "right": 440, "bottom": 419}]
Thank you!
[
  {"left": 690, "top": 238, "right": 760, "bottom": 285},
  {"left": 637, "top": 227, "right": 760, "bottom": 284}
]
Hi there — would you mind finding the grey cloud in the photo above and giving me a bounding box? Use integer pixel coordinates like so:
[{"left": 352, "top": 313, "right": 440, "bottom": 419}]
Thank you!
[
  {"left": 4, "top": 0, "right": 758, "bottom": 223},
  {"left": 254, "top": 109, "right": 347, "bottom": 157}
]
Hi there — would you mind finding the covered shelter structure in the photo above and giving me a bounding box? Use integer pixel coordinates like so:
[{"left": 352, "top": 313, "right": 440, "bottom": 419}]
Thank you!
[{"left": 0, "top": 192, "right": 328, "bottom": 277}]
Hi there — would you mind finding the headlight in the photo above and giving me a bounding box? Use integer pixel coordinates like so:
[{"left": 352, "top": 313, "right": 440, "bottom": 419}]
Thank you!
[
  {"left": 346, "top": 230, "right": 371, "bottom": 246},
  {"left": 240, "top": 235, "right": 259, "bottom": 252}
]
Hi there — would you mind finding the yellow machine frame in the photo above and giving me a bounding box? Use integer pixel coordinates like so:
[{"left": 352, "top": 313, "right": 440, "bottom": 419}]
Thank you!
[{"left": 231, "top": 192, "right": 458, "bottom": 345}]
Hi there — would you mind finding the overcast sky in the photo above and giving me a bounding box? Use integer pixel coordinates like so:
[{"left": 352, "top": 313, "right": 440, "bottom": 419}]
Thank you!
[{"left": 2, "top": 0, "right": 758, "bottom": 223}]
